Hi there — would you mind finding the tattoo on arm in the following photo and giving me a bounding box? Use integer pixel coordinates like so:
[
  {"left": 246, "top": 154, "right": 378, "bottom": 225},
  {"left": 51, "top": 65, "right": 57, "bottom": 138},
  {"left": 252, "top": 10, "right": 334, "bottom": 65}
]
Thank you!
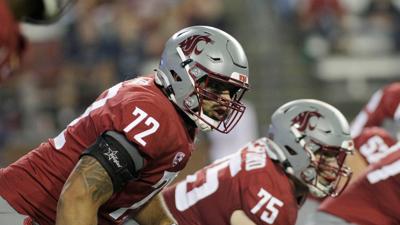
[
  {"left": 73, "top": 156, "right": 113, "bottom": 203},
  {"left": 57, "top": 156, "right": 113, "bottom": 225}
]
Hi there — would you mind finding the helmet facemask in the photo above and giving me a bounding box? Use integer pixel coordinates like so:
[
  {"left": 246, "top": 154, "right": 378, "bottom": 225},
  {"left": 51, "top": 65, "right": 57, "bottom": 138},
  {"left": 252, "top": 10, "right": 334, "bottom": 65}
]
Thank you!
[
  {"left": 156, "top": 26, "right": 249, "bottom": 133},
  {"left": 184, "top": 63, "right": 248, "bottom": 133},
  {"left": 267, "top": 100, "right": 354, "bottom": 199},
  {"left": 301, "top": 138, "right": 353, "bottom": 198}
]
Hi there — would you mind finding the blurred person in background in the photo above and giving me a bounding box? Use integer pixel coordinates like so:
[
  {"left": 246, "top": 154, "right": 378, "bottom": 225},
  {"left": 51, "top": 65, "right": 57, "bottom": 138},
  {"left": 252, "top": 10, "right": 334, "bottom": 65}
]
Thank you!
[
  {"left": 0, "top": 0, "right": 230, "bottom": 166},
  {"left": 0, "top": 0, "right": 81, "bottom": 168},
  {"left": 294, "top": 0, "right": 346, "bottom": 59},
  {"left": 0, "top": 0, "right": 71, "bottom": 81},
  {"left": 297, "top": 82, "right": 400, "bottom": 225},
  {"left": 345, "top": 126, "right": 398, "bottom": 181},
  {"left": 304, "top": 91, "right": 400, "bottom": 224},
  {"left": 306, "top": 127, "right": 400, "bottom": 225},
  {"left": 0, "top": 26, "right": 250, "bottom": 225},
  {"left": 122, "top": 99, "right": 354, "bottom": 225},
  {"left": 351, "top": 82, "right": 400, "bottom": 139}
]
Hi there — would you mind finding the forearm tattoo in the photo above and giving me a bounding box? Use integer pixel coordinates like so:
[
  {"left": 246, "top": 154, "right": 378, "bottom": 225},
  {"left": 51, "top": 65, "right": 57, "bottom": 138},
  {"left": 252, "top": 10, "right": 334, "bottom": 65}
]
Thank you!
[{"left": 74, "top": 156, "right": 113, "bottom": 203}]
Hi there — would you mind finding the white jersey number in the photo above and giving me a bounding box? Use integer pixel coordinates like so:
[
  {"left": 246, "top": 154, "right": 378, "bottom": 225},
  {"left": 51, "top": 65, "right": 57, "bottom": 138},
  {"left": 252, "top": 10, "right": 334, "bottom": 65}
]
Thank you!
[
  {"left": 175, "top": 139, "right": 268, "bottom": 211},
  {"left": 367, "top": 159, "right": 400, "bottom": 184},
  {"left": 54, "top": 81, "right": 160, "bottom": 149},
  {"left": 175, "top": 158, "right": 234, "bottom": 211},
  {"left": 360, "top": 135, "right": 394, "bottom": 164},
  {"left": 123, "top": 106, "right": 160, "bottom": 146},
  {"left": 250, "top": 188, "right": 284, "bottom": 224}
]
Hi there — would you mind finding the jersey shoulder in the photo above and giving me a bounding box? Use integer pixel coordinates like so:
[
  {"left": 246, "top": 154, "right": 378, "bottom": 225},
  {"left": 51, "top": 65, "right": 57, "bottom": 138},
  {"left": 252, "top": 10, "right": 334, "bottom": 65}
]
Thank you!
[
  {"left": 383, "top": 82, "right": 400, "bottom": 95},
  {"left": 380, "top": 82, "right": 400, "bottom": 114},
  {"left": 354, "top": 127, "right": 396, "bottom": 149},
  {"left": 104, "top": 77, "right": 194, "bottom": 160},
  {"left": 236, "top": 139, "right": 297, "bottom": 224},
  {"left": 238, "top": 160, "right": 297, "bottom": 225}
]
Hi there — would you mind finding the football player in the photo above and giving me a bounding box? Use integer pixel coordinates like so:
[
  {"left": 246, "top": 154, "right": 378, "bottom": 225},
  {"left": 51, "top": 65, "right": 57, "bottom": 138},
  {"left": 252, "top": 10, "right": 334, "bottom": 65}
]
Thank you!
[
  {"left": 122, "top": 99, "right": 354, "bottom": 225},
  {"left": 306, "top": 128, "right": 400, "bottom": 225},
  {"left": 351, "top": 82, "right": 400, "bottom": 139},
  {"left": 298, "top": 83, "right": 400, "bottom": 225},
  {"left": 0, "top": 25, "right": 250, "bottom": 225},
  {"left": 297, "top": 107, "right": 400, "bottom": 225},
  {"left": 0, "top": 0, "right": 71, "bottom": 81}
]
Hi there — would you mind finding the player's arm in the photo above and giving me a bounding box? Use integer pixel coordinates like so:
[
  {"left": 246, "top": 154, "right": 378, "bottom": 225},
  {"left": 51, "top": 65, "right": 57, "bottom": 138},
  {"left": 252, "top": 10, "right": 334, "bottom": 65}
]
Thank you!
[
  {"left": 230, "top": 210, "right": 256, "bottom": 225},
  {"left": 56, "top": 131, "right": 145, "bottom": 225},
  {"left": 132, "top": 194, "right": 177, "bottom": 225},
  {"left": 345, "top": 148, "right": 368, "bottom": 182},
  {"left": 56, "top": 155, "right": 113, "bottom": 225}
]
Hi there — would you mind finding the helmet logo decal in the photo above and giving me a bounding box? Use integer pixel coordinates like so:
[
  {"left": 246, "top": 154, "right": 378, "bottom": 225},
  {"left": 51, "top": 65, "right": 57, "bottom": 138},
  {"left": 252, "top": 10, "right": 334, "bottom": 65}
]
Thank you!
[
  {"left": 172, "top": 152, "right": 186, "bottom": 167},
  {"left": 179, "top": 35, "right": 214, "bottom": 56},
  {"left": 291, "top": 111, "right": 322, "bottom": 132}
]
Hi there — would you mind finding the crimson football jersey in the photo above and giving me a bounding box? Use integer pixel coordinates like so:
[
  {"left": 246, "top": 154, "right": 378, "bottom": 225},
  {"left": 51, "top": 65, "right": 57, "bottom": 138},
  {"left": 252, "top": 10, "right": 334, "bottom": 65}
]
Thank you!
[
  {"left": 319, "top": 149, "right": 400, "bottom": 225},
  {"left": 354, "top": 127, "right": 397, "bottom": 164},
  {"left": 162, "top": 138, "right": 299, "bottom": 225},
  {"left": 0, "top": 75, "right": 196, "bottom": 225},
  {"left": 351, "top": 82, "right": 400, "bottom": 138}
]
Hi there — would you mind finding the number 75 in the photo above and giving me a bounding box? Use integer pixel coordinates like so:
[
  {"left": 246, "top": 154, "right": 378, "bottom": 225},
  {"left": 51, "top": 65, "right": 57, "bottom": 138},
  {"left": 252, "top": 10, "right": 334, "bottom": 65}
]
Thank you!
[{"left": 250, "top": 188, "right": 284, "bottom": 224}]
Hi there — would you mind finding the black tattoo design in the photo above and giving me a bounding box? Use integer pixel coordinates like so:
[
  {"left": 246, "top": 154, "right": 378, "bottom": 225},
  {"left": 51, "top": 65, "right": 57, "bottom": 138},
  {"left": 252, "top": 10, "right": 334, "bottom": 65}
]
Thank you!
[{"left": 74, "top": 156, "right": 113, "bottom": 203}]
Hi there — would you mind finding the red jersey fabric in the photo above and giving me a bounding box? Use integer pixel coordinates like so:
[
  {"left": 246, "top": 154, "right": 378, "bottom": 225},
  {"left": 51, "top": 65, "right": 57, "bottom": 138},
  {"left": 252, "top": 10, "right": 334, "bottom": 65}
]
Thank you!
[
  {"left": 163, "top": 138, "right": 299, "bottom": 225},
  {"left": 354, "top": 127, "right": 397, "bottom": 164},
  {"left": 319, "top": 149, "right": 400, "bottom": 225},
  {"left": 351, "top": 82, "right": 400, "bottom": 138},
  {"left": 0, "top": 75, "right": 196, "bottom": 225}
]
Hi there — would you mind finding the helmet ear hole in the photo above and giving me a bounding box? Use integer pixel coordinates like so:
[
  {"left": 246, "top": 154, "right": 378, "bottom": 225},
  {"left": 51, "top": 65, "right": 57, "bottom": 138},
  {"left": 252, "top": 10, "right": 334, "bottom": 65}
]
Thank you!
[
  {"left": 170, "top": 70, "right": 182, "bottom": 82},
  {"left": 285, "top": 145, "right": 298, "bottom": 156}
]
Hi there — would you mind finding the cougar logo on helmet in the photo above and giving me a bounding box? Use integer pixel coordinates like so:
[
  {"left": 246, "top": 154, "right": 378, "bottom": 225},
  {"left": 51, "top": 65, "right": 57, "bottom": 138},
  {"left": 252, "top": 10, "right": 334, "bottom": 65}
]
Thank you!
[
  {"left": 157, "top": 26, "right": 249, "bottom": 133},
  {"left": 269, "top": 99, "right": 353, "bottom": 198},
  {"left": 291, "top": 111, "right": 322, "bottom": 132},
  {"left": 179, "top": 35, "right": 214, "bottom": 56}
]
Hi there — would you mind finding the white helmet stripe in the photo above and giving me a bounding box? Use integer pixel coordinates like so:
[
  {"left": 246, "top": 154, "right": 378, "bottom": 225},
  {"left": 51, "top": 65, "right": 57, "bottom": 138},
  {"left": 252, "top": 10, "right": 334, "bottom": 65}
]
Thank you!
[{"left": 176, "top": 46, "right": 195, "bottom": 86}]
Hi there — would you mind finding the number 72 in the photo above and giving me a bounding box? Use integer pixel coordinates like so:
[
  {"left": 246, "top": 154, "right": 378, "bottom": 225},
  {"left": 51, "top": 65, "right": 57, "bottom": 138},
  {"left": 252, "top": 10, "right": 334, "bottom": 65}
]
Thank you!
[{"left": 123, "top": 107, "right": 160, "bottom": 146}]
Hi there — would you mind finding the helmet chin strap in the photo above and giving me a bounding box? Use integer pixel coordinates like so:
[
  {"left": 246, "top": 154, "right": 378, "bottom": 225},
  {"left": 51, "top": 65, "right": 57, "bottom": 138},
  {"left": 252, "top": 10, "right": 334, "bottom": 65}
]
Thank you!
[
  {"left": 302, "top": 167, "right": 317, "bottom": 182},
  {"left": 187, "top": 108, "right": 221, "bottom": 132},
  {"left": 301, "top": 167, "right": 322, "bottom": 196},
  {"left": 190, "top": 115, "right": 212, "bottom": 131},
  {"left": 308, "top": 184, "right": 328, "bottom": 198},
  {"left": 307, "top": 179, "right": 332, "bottom": 198}
]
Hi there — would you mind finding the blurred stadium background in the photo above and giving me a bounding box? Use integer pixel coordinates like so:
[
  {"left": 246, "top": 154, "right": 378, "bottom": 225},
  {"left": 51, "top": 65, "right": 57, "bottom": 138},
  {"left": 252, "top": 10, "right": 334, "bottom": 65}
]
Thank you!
[{"left": 1, "top": 0, "right": 399, "bottom": 181}]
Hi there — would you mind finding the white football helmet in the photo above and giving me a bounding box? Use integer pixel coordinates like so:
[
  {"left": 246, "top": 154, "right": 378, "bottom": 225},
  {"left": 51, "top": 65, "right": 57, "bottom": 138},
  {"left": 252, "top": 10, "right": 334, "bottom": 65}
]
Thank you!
[
  {"left": 266, "top": 99, "right": 354, "bottom": 198},
  {"left": 155, "top": 26, "right": 249, "bottom": 133}
]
